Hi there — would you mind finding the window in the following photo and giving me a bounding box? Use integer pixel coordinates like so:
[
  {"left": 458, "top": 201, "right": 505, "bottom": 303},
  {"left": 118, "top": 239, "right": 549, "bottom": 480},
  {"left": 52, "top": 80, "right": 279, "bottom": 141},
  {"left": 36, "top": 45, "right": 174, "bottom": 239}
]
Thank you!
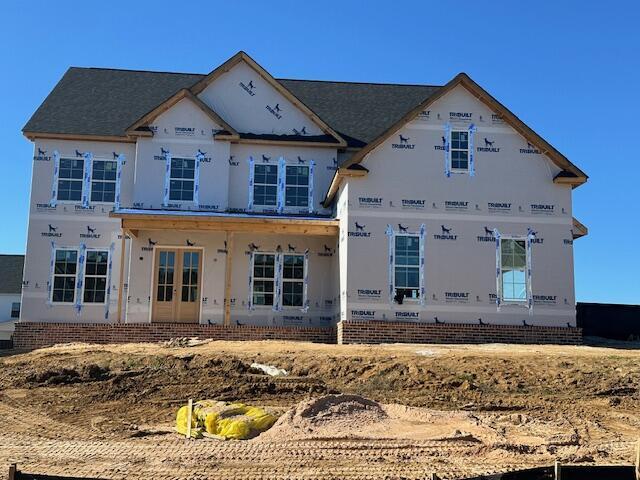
[
  {"left": 10, "top": 302, "right": 20, "bottom": 319},
  {"left": 450, "top": 131, "right": 469, "bottom": 171},
  {"left": 156, "top": 251, "right": 175, "bottom": 302},
  {"left": 254, "top": 164, "right": 278, "bottom": 207},
  {"left": 282, "top": 254, "right": 304, "bottom": 307},
  {"left": 83, "top": 250, "right": 109, "bottom": 303},
  {"left": 500, "top": 238, "right": 528, "bottom": 303},
  {"left": 169, "top": 157, "right": 195, "bottom": 201},
  {"left": 91, "top": 160, "right": 117, "bottom": 203},
  {"left": 285, "top": 166, "right": 309, "bottom": 208},
  {"left": 252, "top": 254, "right": 275, "bottom": 306},
  {"left": 57, "top": 158, "right": 84, "bottom": 201},
  {"left": 394, "top": 235, "right": 420, "bottom": 302},
  {"left": 181, "top": 251, "right": 200, "bottom": 302},
  {"left": 52, "top": 249, "right": 78, "bottom": 303}
]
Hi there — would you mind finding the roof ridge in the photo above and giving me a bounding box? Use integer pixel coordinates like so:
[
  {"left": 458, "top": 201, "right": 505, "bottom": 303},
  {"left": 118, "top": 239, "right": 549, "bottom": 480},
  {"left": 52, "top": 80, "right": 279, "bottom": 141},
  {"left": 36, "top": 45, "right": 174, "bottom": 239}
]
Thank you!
[
  {"left": 69, "top": 66, "right": 205, "bottom": 76},
  {"left": 278, "top": 78, "right": 442, "bottom": 88},
  {"left": 66, "top": 67, "right": 441, "bottom": 88}
]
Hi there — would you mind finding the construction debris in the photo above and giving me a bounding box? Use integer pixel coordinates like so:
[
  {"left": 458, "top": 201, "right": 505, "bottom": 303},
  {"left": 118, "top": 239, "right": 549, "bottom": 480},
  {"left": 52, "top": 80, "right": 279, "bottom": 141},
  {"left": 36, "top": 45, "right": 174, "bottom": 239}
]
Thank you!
[
  {"left": 176, "top": 400, "right": 278, "bottom": 440},
  {"left": 250, "top": 362, "right": 288, "bottom": 377},
  {"left": 162, "top": 337, "right": 212, "bottom": 348}
]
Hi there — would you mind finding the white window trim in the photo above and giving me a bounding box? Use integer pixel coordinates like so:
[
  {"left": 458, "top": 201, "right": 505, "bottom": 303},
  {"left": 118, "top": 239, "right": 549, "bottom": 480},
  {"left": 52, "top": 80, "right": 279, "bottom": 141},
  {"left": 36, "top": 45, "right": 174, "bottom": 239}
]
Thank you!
[
  {"left": 250, "top": 251, "right": 307, "bottom": 309},
  {"left": 56, "top": 157, "right": 85, "bottom": 204},
  {"left": 449, "top": 129, "right": 470, "bottom": 173},
  {"left": 81, "top": 248, "right": 110, "bottom": 306},
  {"left": 168, "top": 156, "right": 197, "bottom": 204},
  {"left": 252, "top": 162, "right": 279, "bottom": 209},
  {"left": 392, "top": 231, "right": 422, "bottom": 304},
  {"left": 50, "top": 247, "right": 79, "bottom": 305},
  {"left": 281, "top": 253, "right": 306, "bottom": 309},
  {"left": 89, "top": 158, "right": 118, "bottom": 205},
  {"left": 283, "top": 164, "right": 311, "bottom": 211},
  {"left": 498, "top": 235, "right": 530, "bottom": 306}
]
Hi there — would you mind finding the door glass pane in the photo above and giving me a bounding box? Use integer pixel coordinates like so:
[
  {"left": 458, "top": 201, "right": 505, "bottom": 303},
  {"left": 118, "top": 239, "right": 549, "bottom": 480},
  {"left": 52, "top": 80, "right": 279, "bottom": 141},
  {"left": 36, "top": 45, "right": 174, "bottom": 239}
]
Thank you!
[
  {"left": 181, "top": 251, "right": 199, "bottom": 303},
  {"left": 157, "top": 251, "right": 175, "bottom": 302}
]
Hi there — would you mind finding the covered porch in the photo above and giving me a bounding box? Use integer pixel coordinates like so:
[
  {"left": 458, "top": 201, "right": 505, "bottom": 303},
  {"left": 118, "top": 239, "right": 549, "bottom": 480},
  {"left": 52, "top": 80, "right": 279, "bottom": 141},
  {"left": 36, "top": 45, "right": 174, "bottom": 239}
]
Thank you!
[{"left": 110, "top": 210, "right": 339, "bottom": 327}]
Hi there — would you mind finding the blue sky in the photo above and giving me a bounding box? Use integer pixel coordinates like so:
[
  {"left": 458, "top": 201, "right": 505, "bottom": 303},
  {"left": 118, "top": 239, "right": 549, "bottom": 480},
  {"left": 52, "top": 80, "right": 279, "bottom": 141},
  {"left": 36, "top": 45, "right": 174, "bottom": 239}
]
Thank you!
[{"left": 1, "top": 1, "right": 638, "bottom": 303}]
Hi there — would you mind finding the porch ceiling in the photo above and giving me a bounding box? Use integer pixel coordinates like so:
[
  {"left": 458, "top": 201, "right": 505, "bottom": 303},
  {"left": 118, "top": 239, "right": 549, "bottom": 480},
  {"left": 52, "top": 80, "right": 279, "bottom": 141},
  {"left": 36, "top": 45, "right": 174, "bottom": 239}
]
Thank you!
[{"left": 110, "top": 210, "right": 339, "bottom": 236}]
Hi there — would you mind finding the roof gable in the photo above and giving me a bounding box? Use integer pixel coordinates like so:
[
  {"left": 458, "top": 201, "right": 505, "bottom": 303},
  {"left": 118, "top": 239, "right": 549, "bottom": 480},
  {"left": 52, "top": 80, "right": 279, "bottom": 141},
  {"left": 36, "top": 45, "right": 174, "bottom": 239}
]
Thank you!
[
  {"left": 190, "top": 52, "right": 346, "bottom": 146},
  {"left": 126, "top": 88, "right": 239, "bottom": 139},
  {"left": 23, "top": 68, "right": 202, "bottom": 139},
  {"left": 341, "top": 73, "right": 587, "bottom": 184}
]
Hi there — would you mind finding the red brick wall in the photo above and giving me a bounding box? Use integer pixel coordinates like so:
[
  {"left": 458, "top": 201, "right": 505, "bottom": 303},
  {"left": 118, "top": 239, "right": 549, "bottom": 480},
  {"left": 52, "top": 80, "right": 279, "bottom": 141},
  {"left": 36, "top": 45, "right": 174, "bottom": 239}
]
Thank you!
[
  {"left": 338, "top": 320, "right": 582, "bottom": 345},
  {"left": 13, "top": 322, "right": 337, "bottom": 349},
  {"left": 13, "top": 320, "right": 583, "bottom": 349}
]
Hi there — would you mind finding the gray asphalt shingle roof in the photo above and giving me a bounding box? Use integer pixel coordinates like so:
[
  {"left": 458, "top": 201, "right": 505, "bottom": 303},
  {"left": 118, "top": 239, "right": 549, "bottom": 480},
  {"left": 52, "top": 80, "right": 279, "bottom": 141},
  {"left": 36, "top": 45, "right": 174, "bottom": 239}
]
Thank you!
[
  {"left": 23, "top": 67, "right": 442, "bottom": 148},
  {"left": 0, "top": 255, "right": 24, "bottom": 294}
]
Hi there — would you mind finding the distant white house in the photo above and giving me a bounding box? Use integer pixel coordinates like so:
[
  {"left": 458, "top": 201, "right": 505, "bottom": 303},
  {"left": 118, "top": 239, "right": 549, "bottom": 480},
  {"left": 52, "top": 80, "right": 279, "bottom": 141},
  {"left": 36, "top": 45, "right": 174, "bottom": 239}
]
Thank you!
[{"left": 0, "top": 255, "right": 24, "bottom": 341}]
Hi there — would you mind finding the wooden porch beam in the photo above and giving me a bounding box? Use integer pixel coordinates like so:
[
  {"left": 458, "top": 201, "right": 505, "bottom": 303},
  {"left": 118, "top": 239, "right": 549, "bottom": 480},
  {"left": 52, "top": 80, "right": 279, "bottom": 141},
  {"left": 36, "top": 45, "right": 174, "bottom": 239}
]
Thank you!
[
  {"left": 116, "top": 228, "right": 127, "bottom": 324},
  {"left": 120, "top": 218, "right": 338, "bottom": 236},
  {"left": 223, "top": 231, "right": 234, "bottom": 326}
]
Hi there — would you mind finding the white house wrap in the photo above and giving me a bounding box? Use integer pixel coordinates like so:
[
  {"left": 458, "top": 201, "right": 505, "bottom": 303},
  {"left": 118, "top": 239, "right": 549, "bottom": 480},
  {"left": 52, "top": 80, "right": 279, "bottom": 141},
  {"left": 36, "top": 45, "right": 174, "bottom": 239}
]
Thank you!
[
  {"left": 114, "top": 154, "right": 125, "bottom": 210},
  {"left": 162, "top": 150, "right": 172, "bottom": 207},
  {"left": 81, "top": 152, "right": 93, "bottom": 208},
  {"left": 247, "top": 156, "right": 255, "bottom": 211},
  {"left": 307, "top": 160, "right": 315, "bottom": 214},
  {"left": 74, "top": 243, "right": 86, "bottom": 315},
  {"left": 468, "top": 123, "right": 476, "bottom": 177},
  {"left": 50, "top": 151, "right": 60, "bottom": 207},
  {"left": 276, "top": 156, "right": 286, "bottom": 213},
  {"left": 194, "top": 150, "right": 203, "bottom": 208}
]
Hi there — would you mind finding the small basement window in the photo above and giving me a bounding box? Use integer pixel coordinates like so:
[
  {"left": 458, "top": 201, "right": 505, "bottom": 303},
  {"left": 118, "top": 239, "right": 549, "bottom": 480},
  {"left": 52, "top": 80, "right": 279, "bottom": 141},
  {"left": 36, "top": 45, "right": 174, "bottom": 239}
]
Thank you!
[{"left": 450, "top": 130, "right": 469, "bottom": 171}]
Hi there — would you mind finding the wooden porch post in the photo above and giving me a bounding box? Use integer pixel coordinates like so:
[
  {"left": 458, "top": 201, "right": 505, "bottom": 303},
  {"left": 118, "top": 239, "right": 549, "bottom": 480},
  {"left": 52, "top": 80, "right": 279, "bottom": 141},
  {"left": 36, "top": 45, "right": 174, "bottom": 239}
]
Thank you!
[
  {"left": 117, "top": 228, "right": 127, "bottom": 324},
  {"left": 223, "top": 231, "right": 234, "bottom": 326}
]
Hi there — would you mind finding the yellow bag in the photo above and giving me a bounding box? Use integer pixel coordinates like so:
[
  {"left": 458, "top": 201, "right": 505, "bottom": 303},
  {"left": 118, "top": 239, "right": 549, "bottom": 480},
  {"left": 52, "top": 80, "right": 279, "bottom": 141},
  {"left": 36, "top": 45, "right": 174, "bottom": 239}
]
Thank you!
[
  {"left": 245, "top": 406, "right": 277, "bottom": 431},
  {"left": 177, "top": 400, "right": 277, "bottom": 439},
  {"left": 216, "top": 415, "right": 252, "bottom": 439}
]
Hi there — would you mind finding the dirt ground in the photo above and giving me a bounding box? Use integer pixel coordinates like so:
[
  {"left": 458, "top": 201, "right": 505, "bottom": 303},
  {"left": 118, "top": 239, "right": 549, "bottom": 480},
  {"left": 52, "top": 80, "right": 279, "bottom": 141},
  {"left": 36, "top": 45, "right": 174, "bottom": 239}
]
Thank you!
[{"left": 0, "top": 339, "right": 639, "bottom": 479}]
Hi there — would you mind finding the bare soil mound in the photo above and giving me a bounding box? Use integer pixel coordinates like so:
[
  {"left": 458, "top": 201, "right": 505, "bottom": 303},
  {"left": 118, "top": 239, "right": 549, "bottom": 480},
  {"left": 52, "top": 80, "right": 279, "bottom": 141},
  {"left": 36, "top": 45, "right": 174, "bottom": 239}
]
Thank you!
[{"left": 258, "top": 394, "right": 387, "bottom": 440}]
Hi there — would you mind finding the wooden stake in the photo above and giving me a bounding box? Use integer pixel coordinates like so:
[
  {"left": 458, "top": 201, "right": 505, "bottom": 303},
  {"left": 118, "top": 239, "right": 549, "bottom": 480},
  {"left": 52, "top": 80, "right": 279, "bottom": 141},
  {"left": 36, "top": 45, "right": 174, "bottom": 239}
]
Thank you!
[
  {"left": 555, "top": 460, "right": 561, "bottom": 480},
  {"left": 8, "top": 463, "right": 16, "bottom": 480},
  {"left": 186, "top": 398, "right": 193, "bottom": 439}
]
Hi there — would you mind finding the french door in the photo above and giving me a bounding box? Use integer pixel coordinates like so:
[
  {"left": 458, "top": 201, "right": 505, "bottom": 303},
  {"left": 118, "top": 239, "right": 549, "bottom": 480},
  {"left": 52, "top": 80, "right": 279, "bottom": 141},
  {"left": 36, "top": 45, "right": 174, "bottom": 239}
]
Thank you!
[{"left": 152, "top": 248, "right": 202, "bottom": 323}]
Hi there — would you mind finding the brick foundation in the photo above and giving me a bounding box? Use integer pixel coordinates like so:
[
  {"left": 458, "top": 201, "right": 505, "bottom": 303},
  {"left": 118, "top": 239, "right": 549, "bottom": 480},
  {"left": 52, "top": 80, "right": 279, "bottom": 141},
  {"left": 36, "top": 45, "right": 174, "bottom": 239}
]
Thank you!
[
  {"left": 338, "top": 320, "right": 582, "bottom": 345},
  {"left": 13, "top": 322, "right": 336, "bottom": 349},
  {"left": 12, "top": 320, "right": 583, "bottom": 349}
]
